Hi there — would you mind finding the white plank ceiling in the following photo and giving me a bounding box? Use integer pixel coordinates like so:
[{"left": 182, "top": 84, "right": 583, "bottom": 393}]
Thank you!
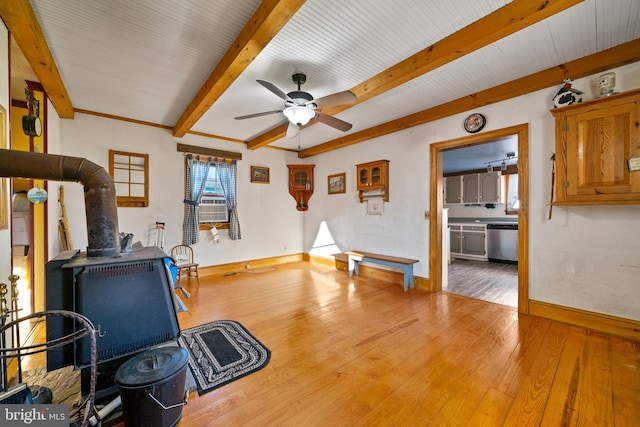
[{"left": 11, "top": 0, "right": 640, "bottom": 159}]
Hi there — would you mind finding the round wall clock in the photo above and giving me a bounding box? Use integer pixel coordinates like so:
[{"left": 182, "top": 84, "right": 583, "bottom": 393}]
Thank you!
[{"left": 463, "top": 113, "right": 486, "bottom": 133}]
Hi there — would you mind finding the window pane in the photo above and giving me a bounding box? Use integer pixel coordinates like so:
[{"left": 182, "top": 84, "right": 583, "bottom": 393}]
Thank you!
[
  {"left": 507, "top": 174, "right": 519, "bottom": 211},
  {"left": 130, "top": 158, "right": 145, "bottom": 170},
  {"left": 204, "top": 167, "right": 223, "bottom": 194},
  {"left": 113, "top": 169, "right": 129, "bottom": 182},
  {"left": 130, "top": 170, "right": 145, "bottom": 184},
  {"left": 115, "top": 182, "right": 130, "bottom": 197},
  {"left": 130, "top": 183, "right": 145, "bottom": 197},
  {"left": 113, "top": 154, "right": 130, "bottom": 165}
]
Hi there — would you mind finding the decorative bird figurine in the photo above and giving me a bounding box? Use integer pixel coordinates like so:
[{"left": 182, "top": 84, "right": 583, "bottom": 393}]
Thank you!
[{"left": 552, "top": 79, "right": 583, "bottom": 108}]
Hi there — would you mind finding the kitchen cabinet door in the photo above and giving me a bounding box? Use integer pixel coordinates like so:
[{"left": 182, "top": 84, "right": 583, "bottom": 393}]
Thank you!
[
  {"left": 462, "top": 231, "right": 486, "bottom": 256},
  {"left": 445, "top": 176, "right": 462, "bottom": 204},
  {"left": 462, "top": 174, "right": 479, "bottom": 203},
  {"left": 479, "top": 172, "right": 500, "bottom": 203},
  {"left": 450, "top": 226, "right": 461, "bottom": 254}
]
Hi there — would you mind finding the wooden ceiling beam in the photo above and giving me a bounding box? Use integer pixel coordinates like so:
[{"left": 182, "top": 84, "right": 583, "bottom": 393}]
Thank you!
[
  {"left": 0, "top": 0, "right": 74, "bottom": 118},
  {"left": 172, "top": 0, "right": 306, "bottom": 137},
  {"left": 298, "top": 39, "right": 640, "bottom": 159},
  {"left": 247, "top": 0, "right": 584, "bottom": 149}
]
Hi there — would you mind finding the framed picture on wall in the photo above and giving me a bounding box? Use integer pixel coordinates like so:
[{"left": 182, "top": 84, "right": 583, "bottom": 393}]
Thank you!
[
  {"left": 328, "top": 173, "right": 346, "bottom": 194},
  {"left": 251, "top": 166, "right": 270, "bottom": 183}
]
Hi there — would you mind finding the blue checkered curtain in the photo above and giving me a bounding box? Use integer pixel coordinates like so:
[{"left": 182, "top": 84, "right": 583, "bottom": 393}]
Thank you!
[
  {"left": 182, "top": 155, "right": 211, "bottom": 244},
  {"left": 215, "top": 159, "right": 241, "bottom": 240}
]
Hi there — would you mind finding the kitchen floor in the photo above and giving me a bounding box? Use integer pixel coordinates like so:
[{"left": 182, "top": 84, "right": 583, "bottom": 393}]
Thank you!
[{"left": 446, "top": 258, "right": 517, "bottom": 307}]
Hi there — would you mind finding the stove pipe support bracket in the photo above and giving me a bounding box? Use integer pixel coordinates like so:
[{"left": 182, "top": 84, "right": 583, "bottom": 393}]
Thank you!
[{"left": 0, "top": 149, "right": 120, "bottom": 257}]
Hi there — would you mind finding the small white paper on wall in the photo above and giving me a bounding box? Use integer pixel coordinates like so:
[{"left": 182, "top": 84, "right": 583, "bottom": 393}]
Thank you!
[{"left": 367, "top": 197, "right": 383, "bottom": 215}]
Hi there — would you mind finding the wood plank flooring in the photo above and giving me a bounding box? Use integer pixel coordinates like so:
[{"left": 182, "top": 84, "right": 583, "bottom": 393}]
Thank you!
[
  {"left": 7, "top": 261, "right": 638, "bottom": 426},
  {"left": 174, "top": 261, "right": 638, "bottom": 426},
  {"left": 446, "top": 258, "right": 518, "bottom": 307}
]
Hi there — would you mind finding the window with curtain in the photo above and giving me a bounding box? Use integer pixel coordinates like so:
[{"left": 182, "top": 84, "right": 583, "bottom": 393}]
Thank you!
[{"left": 182, "top": 155, "right": 241, "bottom": 244}]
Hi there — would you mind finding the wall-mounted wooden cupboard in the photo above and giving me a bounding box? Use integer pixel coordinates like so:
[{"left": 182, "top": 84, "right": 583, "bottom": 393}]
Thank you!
[{"left": 551, "top": 88, "right": 640, "bottom": 205}]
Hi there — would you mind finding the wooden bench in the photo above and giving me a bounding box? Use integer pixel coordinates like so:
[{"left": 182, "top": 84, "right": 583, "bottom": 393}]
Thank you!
[{"left": 345, "top": 251, "right": 419, "bottom": 292}]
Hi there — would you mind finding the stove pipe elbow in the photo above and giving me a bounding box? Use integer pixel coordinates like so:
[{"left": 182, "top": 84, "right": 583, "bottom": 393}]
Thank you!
[{"left": 0, "top": 149, "right": 120, "bottom": 257}]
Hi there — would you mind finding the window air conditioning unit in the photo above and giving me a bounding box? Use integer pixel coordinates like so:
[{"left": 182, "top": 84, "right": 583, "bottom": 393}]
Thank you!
[{"left": 199, "top": 196, "right": 229, "bottom": 223}]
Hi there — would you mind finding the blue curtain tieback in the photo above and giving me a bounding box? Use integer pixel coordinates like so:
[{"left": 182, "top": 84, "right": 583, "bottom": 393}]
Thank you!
[{"left": 183, "top": 199, "right": 198, "bottom": 206}]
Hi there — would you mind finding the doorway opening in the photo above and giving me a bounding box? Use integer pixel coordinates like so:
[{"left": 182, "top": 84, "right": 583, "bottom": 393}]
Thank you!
[
  {"left": 429, "top": 124, "right": 529, "bottom": 314},
  {"left": 443, "top": 138, "right": 518, "bottom": 307}
]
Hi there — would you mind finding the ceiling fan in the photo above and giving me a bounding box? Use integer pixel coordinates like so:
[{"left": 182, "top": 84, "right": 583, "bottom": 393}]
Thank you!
[{"left": 234, "top": 73, "right": 357, "bottom": 138}]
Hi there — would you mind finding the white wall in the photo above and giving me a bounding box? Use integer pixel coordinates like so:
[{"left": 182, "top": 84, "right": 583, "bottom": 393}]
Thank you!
[
  {"left": 0, "top": 24, "right": 11, "bottom": 283},
  {"left": 57, "top": 113, "right": 304, "bottom": 267},
  {"left": 307, "top": 62, "right": 640, "bottom": 321},
  {"left": 4, "top": 25, "right": 638, "bottom": 321}
]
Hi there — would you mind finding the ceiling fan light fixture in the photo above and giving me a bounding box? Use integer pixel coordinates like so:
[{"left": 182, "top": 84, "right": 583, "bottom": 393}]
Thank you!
[{"left": 283, "top": 106, "right": 315, "bottom": 126}]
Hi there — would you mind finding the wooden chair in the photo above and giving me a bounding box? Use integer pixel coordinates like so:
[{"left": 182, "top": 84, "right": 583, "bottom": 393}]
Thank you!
[{"left": 170, "top": 244, "right": 200, "bottom": 285}]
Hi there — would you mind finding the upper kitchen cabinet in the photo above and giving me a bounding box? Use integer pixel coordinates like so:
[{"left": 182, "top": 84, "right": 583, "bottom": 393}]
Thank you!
[
  {"left": 479, "top": 172, "right": 500, "bottom": 203},
  {"left": 462, "top": 172, "right": 500, "bottom": 204},
  {"left": 551, "top": 89, "right": 640, "bottom": 205},
  {"left": 356, "top": 160, "right": 389, "bottom": 202},
  {"left": 444, "top": 175, "right": 462, "bottom": 204}
]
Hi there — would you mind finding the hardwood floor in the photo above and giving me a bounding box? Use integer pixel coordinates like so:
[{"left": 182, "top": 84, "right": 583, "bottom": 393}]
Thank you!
[
  {"left": 174, "top": 261, "right": 638, "bottom": 426},
  {"left": 7, "top": 261, "right": 639, "bottom": 426},
  {"left": 446, "top": 258, "right": 518, "bottom": 307}
]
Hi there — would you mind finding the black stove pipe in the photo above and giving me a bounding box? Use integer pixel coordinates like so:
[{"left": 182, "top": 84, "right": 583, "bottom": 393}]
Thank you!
[{"left": 0, "top": 149, "right": 120, "bottom": 257}]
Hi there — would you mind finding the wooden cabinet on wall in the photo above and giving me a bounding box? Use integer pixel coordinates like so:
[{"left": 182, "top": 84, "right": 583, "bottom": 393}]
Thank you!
[
  {"left": 356, "top": 160, "right": 389, "bottom": 202},
  {"left": 551, "top": 88, "right": 640, "bottom": 205},
  {"left": 287, "top": 164, "right": 314, "bottom": 211},
  {"left": 445, "top": 172, "right": 500, "bottom": 204},
  {"left": 480, "top": 172, "right": 501, "bottom": 203},
  {"left": 444, "top": 175, "right": 462, "bottom": 204}
]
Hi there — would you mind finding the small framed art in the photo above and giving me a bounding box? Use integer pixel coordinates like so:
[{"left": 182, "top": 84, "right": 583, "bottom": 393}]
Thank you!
[
  {"left": 328, "top": 173, "right": 346, "bottom": 194},
  {"left": 251, "top": 166, "right": 270, "bottom": 183}
]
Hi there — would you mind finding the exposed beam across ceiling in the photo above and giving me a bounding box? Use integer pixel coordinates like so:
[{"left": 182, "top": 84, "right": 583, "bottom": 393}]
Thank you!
[
  {"left": 172, "top": 0, "right": 307, "bottom": 138},
  {"left": 246, "top": 0, "right": 585, "bottom": 150},
  {"left": 0, "top": 0, "right": 74, "bottom": 118},
  {"left": 297, "top": 39, "right": 640, "bottom": 158}
]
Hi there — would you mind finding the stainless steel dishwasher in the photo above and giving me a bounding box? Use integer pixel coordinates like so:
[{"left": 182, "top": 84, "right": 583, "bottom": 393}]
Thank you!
[{"left": 487, "top": 223, "right": 518, "bottom": 263}]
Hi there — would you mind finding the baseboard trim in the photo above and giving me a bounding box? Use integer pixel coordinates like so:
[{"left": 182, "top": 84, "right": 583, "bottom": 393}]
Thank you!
[
  {"left": 199, "top": 253, "right": 304, "bottom": 277},
  {"left": 529, "top": 300, "right": 640, "bottom": 340},
  {"left": 306, "top": 253, "right": 335, "bottom": 267}
]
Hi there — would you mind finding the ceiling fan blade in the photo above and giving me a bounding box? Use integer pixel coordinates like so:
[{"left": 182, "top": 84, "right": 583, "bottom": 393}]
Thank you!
[
  {"left": 315, "top": 112, "right": 353, "bottom": 132},
  {"left": 313, "top": 90, "right": 357, "bottom": 108},
  {"left": 286, "top": 122, "right": 299, "bottom": 138},
  {"left": 234, "top": 110, "right": 283, "bottom": 120},
  {"left": 257, "top": 80, "right": 292, "bottom": 101}
]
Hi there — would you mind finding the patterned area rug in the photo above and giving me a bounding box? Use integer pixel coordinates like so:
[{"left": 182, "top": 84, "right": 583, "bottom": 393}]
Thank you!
[
  {"left": 177, "top": 320, "right": 271, "bottom": 395},
  {"left": 20, "top": 365, "right": 81, "bottom": 408}
]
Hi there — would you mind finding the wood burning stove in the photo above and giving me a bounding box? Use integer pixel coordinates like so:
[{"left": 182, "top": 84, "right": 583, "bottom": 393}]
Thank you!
[{"left": 46, "top": 246, "right": 180, "bottom": 399}]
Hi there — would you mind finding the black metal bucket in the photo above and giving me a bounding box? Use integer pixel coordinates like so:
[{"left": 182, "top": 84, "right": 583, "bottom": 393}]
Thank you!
[{"left": 115, "top": 347, "right": 189, "bottom": 427}]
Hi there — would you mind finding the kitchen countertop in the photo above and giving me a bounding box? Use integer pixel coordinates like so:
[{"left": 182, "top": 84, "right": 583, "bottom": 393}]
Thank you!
[{"left": 449, "top": 217, "right": 518, "bottom": 225}]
